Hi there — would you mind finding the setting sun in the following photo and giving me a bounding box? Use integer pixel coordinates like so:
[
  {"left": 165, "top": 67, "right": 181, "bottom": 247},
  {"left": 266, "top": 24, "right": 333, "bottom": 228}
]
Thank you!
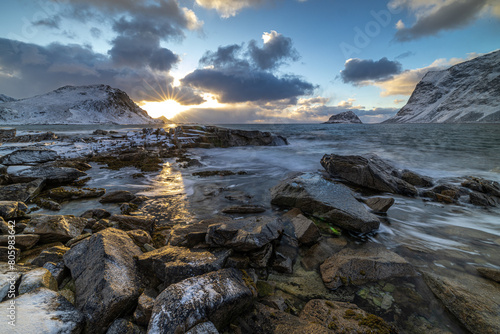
[{"left": 141, "top": 99, "right": 189, "bottom": 119}]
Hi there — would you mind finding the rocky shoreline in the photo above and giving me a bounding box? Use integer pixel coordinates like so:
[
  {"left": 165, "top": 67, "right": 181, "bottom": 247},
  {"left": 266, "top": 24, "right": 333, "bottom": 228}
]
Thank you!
[{"left": 0, "top": 126, "right": 499, "bottom": 333}]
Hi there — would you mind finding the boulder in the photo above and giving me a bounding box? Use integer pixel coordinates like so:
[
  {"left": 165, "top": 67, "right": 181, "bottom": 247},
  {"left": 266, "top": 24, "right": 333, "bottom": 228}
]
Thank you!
[
  {"left": 136, "top": 245, "right": 231, "bottom": 285},
  {"left": 401, "top": 170, "right": 434, "bottom": 187},
  {"left": 424, "top": 272, "right": 500, "bottom": 334},
  {"left": 0, "top": 147, "right": 58, "bottom": 165},
  {"left": 0, "top": 178, "right": 45, "bottom": 202},
  {"left": 43, "top": 261, "right": 69, "bottom": 286},
  {"left": 18, "top": 267, "right": 58, "bottom": 295},
  {"left": 31, "top": 245, "right": 69, "bottom": 267},
  {"left": 147, "top": 268, "right": 256, "bottom": 333},
  {"left": 0, "top": 246, "right": 20, "bottom": 262},
  {"left": 169, "top": 217, "right": 231, "bottom": 248},
  {"left": 364, "top": 197, "right": 395, "bottom": 213},
  {"left": 300, "top": 299, "right": 393, "bottom": 333},
  {"left": 23, "top": 215, "right": 87, "bottom": 243},
  {"left": 186, "top": 322, "right": 219, "bottom": 334},
  {"left": 476, "top": 267, "right": 500, "bottom": 283},
  {"left": 0, "top": 288, "right": 85, "bottom": 334},
  {"left": 291, "top": 214, "right": 321, "bottom": 245},
  {"left": 0, "top": 128, "right": 16, "bottom": 141},
  {"left": 270, "top": 173, "right": 380, "bottom": 233},
  {"left": 99, "top": 190, "right": 136, "bottom": 203},
  {"left": 9, "top": 167, "right": 87, "bottom": 186},
  {"left": 221, "top": 205, "right": 267, "bottom": 214},
  {"left": 80, "top": 208, "right": 111, "bottom": 220},
  {"left": 300, "top": 237, "right": 347, "bottom": 271},
  {"left": 133, "top": 288, "right": 157, "bottom": 326},
  {"left": 44, "top": 186, "right": 106, "bottom": 201},
  {"left": 0, "top": 201, "right": 29, "bottom": 219},
  {"left": 271, "top": 234, "right": 299, "bottom": 274},
  {"left": 106, "top": 318, "right": 144, "bottom": 334},
  {"left": 249, "top": 243, "right": 273, "bottom": 268},
  {"left": 206, "top": 216, "right": 283, "bottom": 251},
  {"left": 35, "top": 198, "right": 62, "bottom": 211},
  {"left": 321, "top": 154, "right": 418, "bottom": 196},
  {"left": 0, "top": 217, "right": 9, "bottom": 234},
  {"left": 320, "top": 244, "right": 416, "bottom": 290},
  {"left": 63, "top": 228, "right": 143, "bottom": 333},
  {"left": 127, "top": 230, "right": 152, "bottom": 245},
  {"left": 470, "top": 191, "right": 498, "bottom": 207},
  {"left": 109, "top": 215, "right": 155, "bottom": 232},
  {"left": 0, "top": 234, "right": 39, "bottom": 250}
]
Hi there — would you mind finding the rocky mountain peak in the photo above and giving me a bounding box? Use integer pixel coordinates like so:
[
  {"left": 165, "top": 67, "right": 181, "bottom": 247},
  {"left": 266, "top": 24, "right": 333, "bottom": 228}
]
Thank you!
[{"left": 323, "top": 110, "right": 362, "bottom": 124}]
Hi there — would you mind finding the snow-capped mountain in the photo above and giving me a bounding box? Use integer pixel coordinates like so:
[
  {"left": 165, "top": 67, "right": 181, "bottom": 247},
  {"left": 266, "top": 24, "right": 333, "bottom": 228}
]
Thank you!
[
  {"left": 0, "top": 85, "right": 163, "bottom": 125},
  {"left": 323, "top": 110, "right": 362, "bottom": 124},
  {"left": 0, "top": 94, "right": 16, "bottom": 103},
  {"left": 385, "top": 50, "right": 500, "bottom": 123}
]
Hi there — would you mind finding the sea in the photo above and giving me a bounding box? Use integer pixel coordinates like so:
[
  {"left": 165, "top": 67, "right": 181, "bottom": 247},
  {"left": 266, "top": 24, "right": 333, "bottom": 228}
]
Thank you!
[{"left": 6, "top": 122, "right": 500, "bottom": 332}]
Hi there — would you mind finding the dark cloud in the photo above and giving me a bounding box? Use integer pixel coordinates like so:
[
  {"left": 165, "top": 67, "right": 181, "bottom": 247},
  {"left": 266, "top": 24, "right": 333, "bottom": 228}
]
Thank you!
[
  {"left": 32, "top": 16, "right": 61, "bottom": 29},
  {"left": 0, "top": 38, "right": 203, "bottom": 104},
  {"left": 181, "top": 32, "right": 314, "bottom": 103},
  {"left": 248, "top": 31, "right": 299, "bottom": 70},
  {"left": 341, "top": 57, "right": 402, "bottom": 84},
  {"left": 395, "top": 51, "right": 415, "bottom": 60},
  {"left": 395, "top": 0, "right": 488, "bottom": 41},
  {"left": 90, "top": 27, "right": 102, "bottom": 39}
]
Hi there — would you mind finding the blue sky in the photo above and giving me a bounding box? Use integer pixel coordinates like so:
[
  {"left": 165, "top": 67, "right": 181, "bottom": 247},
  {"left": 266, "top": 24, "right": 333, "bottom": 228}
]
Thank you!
[{"left": 1, "top": 0, "right": 499, "bottom": 123}]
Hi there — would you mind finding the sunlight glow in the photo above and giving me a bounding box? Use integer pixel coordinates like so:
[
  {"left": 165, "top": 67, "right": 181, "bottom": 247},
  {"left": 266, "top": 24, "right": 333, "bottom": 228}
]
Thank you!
[{"left": 141, "top": 99, "right": 190, "bottom": 119}]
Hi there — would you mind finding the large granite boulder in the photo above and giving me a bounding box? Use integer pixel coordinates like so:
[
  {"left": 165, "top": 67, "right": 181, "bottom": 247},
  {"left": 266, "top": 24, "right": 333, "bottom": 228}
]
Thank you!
[
  {"left": 24, "top": 215, "right": 87, "bottom": 243},
  {"left": 0, "top": 147, "right": 58, "bottom": 165},
  {"left": 18, "top": 267, "right": 58, "bottom": 295},
  {"left": 0, "top": 288, "right": 85, "bottom": 334},
  {"left": 10, "top": 167, "right": 87, "bottom": 186},
  {"left": 320, "top": 244, "right": 416, "bottom": 290},
  {"left": 206, "top": 216, "right": 283, "bottom": 251},
  {"left": 270, "top": 173, "right": 380, "bottom": 233},
  {"left": 321, "top": 154, "right": 418, "bottom": 196},
  {"left": 136, "top": 245, "right": 231, "bottom": 285},
  {"left": 63, "top": 228, "right": 143, "bottom": 333},
  {"left": 0, "top": 201, "right": 29, "bottom": 219},
  {"left": 147, "top": 268, "right": 256, "bottom": 333},
  {"left": 0, "top": 179, "right": 45, "bottom": 202}
]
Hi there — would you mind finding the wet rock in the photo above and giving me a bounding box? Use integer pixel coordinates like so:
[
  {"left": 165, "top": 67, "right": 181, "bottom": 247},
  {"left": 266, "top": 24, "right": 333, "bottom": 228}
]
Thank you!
[
  {"left": 462, "top": 176, "right": 500, "bottom": 197},
  {"left": 364, "top": 197, "right": 395, "bottom": 213},
  {"left": 423, "top": 272, "right": 500, "bottom": 334},
  {"left": 300, "top": 237, "right": 348, "bottom": 271},
  {"left": 109, "top": 215, "right": 155, "bottom": 232},
  {"left": 249, "top": 243, "right": 273, "bottom": 268},
  {"left": 300, "top": 299, "right": 393, "bottom": 333},
  {"left": 44, "top": 186, "right": 106, "bottom": 201},
  {"left": 31, "top": 245, "right": 69, "bottom": 267},
  {"left": 80, "top": 208, "right": 111, "bottom": 220},
  {"left": 120, "top": 202, "right": 138, "bottom": 214},
  {"left": 271, "top": 173, "right": 380, "bottom": 233},
  {"left": 169, "top": 217, "right": 231, "bottom": 248},
  {"left": 0, "top": 246, "right": 20, "bottom": 262},
  {"left": 470, "top": 191, "right": 498, "bottom": 207},
  {"left": 0, "top": 147, "right": 59, "bottom": 165},
  {"left": 272, "top": 234, "right": 299, "bottom": 274},
  {"left": 106, "top": 318, "right": 145, "bottom": 334},
  {"left": 0, "top": 288, "right": 85, "bottom": 334},
  {"left": 260, "top": 295, "right": 288, "bottom": 311},
  {"left": 401, "top": 170, "right": 434, "bottom": 187},
  {"left": 137, "top": 245, "right": 231, "bottom": 285},
  {"left": 476, "top": 267, "right": 500, "bottom": 283},
  {"left": 320, "top": 244, "right": 416, "bottom": 290},
  {"left": 43, "top": 261, "right": 69, "bottom": 286},
  {"left": 35, "top": 198, "right": 61, "bottom": 211},
  {"left": 0, "top": 201, "right": 29, "bottom": 219},
  {"left": 99, "top": 190, "right": 136, "bottom": 203},
  {"left": 236, "top": 302, "right": 333, "bottom": 333},
  {"left": 291, "top": 214, "right": 321, "bottom": 245},
  {"left": 147, "top": 268, "right": 256, "bottom": 333},
  {"left": 321, "top": 154, "right": 418, "bottom": 196},
  {"left": 0, "top": 178, "right": 45, "bottom": 202},
  {"left": 127, "top": 230, "right": 152, "bottom": 246},
  {"left": 10, "top": 166, "right": 87, "bottom": 186},
  {"left": 206, "top": 216, "right": 283, "bottom": 252},
  {"left": 186, "top": 322, "right": 219, "bottom": 334},
  {"left": 0, "top": 128, "right": 16, "bottom": 141},
  {"left": 24, "top": 214, "right": 87, "bottom": 243},
  {"left": 63, "top": 228, "right": 143, "bottom": 333},
  {"left": 93, "top": 129, "right": 108, "bottom": 136},
  {"left": 222, "top": 205, "right": 267, "bottom": 214},
  {"left": 18, "top": 267, "right": 58, "bottom": 295},
  {"left": 0, "top": 234, "right": 39, "bottom": 250},
  {"left": 133, "top": 288, "right": 157, "bottom": 326}
]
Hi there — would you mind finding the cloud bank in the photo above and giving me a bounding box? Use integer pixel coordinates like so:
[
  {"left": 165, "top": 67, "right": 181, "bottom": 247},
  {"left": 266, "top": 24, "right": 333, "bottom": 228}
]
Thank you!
[{"left": 341, "top": 57, "right": 402, "bottom": 84}]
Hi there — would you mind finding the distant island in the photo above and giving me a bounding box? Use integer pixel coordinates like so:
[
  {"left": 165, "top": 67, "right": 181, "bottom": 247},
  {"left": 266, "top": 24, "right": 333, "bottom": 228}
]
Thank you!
[{"left": 323, "top": 110, "right": 362, "bottom": 124}]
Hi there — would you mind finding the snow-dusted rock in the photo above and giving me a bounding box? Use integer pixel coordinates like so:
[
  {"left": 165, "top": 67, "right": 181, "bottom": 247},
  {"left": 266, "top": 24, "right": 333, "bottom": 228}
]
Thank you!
[
  {"left": 0, "top": 288, "right": 85, "bottom": 334},
  {"left": 0, "top": 147, "right": 59, "bottom": 165},
  {"left": 385, "top": 50, "right": 500, "bottom": 123},
  {"left": 0, "top": 94, "right": 16, "bottom": 103},
  {"left": 147, "top": 268, "right": 256, "bottom": 333},
  {"left": 18, "top": 267, "right": 58, "bottom": 295},
  {"left": 63, "top": 228, "right": 143, "bottom": 333},
  {"left": 0, "top": 84, "right": 163, "bottom": 125},
  {"left": 323, "top": 110, "right": 362, "bottom": 124},
  {"left": 10, "top": 166, "right": 86, "bottom": 186}
]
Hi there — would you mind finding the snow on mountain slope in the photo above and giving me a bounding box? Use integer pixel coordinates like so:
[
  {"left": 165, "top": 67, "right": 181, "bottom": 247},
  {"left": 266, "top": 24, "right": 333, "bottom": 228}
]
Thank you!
[
  {"left": 0, "top": 85, "right": 163, "bottom": 125},
  {"left": 323, "top": 110, "right": 362, "bottom": 124},
  {"left": 385, "top": 50, "right": 500, "bottom": 123},
  {"left": 0, "top": 94, "right": 16, "bottom": 103}
]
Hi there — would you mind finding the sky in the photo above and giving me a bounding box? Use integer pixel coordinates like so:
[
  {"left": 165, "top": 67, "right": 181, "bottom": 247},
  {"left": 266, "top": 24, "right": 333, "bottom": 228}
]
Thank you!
[{"left": 1, "top": 0, "right": 499, "bottom": 123}]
